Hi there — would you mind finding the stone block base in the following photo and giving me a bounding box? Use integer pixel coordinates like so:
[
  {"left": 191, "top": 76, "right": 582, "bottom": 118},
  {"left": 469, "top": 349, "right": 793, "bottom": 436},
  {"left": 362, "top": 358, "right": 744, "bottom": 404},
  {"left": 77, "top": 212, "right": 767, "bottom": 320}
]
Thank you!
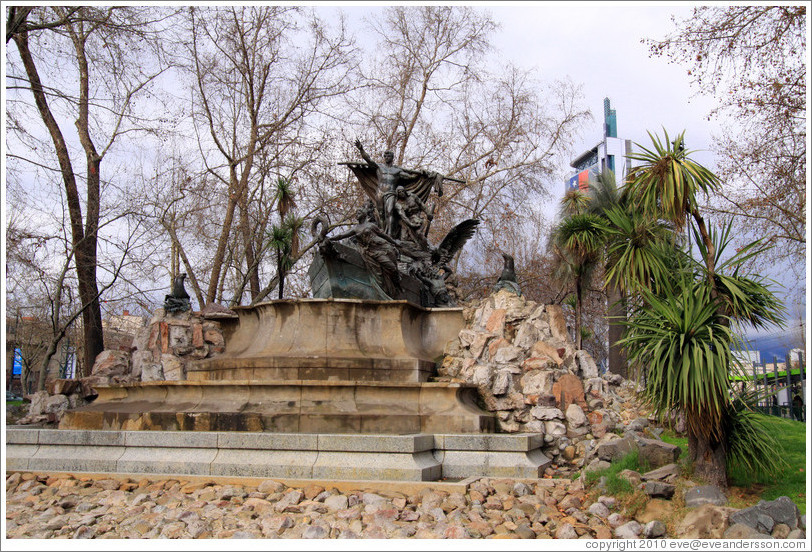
[
  {"left": 6, "top": 428, "right": 550, "bottom": 481},
  {"left": 58, "top": 380, "right": 497, "bottom": 434}
]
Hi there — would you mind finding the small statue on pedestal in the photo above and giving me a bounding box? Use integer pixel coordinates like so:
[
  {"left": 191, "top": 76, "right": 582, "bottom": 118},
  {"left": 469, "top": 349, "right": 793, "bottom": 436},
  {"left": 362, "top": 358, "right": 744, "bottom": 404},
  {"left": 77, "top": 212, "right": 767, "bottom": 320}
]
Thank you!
[
  {"left": 492, "top": 253, "right": 522, "bottom": 296},
  {"left": 164, "top": 273, "right": 191, "bottom": 313}
]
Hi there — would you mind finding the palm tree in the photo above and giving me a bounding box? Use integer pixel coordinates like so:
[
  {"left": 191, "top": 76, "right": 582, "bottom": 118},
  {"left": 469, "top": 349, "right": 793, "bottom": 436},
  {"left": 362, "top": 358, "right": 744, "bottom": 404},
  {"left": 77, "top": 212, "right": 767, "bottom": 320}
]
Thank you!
[
  {"left": 269, "top": 178, "right": 301, "bottom": 300},
  {"left": 620, "top": 130, "right": 785, "bottom": 488},
  {"left": 619, "top": 228, "right": 785, "bottom": 487},
  {"left": 268, "top": 224, "right": 293, "bottom": 300},
  {"left": 550, "top": 211, "right": 608, "bottom": 350},
  {"left": 582, "top": 169, "right": 675, "bottom": 378},
  {"left": 274, "top": 177, "right": 296, "bottom": 223},
  {"left": 560, "top": 188, "right": 590, "bottom": 216},
  {"left": 283, "top": 213, "right": 304, "bottom": 258}
]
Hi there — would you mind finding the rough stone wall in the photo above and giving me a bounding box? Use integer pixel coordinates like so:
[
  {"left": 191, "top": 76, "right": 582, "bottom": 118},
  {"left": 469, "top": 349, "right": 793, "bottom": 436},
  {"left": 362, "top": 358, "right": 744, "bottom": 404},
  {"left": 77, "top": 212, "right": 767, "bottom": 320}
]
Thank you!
[
  {"left": 130, "top": 309, "right": 226, "bottom": 382},
  {"left": 437, "top": 289, "right": 628, "bottom": 467},
  {"left": 16, "top": 309, "right": 228, "bottom": 425}
]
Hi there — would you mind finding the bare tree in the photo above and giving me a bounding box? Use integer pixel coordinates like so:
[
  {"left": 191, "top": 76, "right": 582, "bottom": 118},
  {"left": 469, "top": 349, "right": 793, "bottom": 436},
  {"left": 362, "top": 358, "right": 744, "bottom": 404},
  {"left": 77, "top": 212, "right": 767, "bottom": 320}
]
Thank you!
[
  {"left": 7, "top": 6, "right": 172, "bottom": 375},
  {"left": 350, "top": 7, "right": 590, "bottom": 285},
  {"left": 183, "top": 6, "right": 355, "bottom": 305},
  {"left": 648, "top": 6, "right": 806, "bottom": 286},
  {"left": 6, "top": 201, "right": 146, "bottom": 390}
]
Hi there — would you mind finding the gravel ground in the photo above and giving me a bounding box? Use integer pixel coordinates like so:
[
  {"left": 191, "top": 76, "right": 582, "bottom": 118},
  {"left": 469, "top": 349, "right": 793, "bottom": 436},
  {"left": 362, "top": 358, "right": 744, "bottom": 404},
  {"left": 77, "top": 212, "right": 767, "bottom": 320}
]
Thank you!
[{"left": 6, "top": 471, "right": 629, "bottom": 539}]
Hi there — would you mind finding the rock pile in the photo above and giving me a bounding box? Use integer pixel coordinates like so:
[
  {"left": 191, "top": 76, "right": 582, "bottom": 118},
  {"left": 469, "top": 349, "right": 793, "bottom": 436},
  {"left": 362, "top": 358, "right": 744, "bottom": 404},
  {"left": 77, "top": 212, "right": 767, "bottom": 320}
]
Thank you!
[
  {"left": 129, "top": 307, "right": 229, "bottom": 382},
  {"left": 438, "top": 290, "right": 633, "bottom": 469},
  {"left": 14, "top": 380, "right": 90, "bottom": 426},
  {"left": 676, "top": 497, "right": 806, "bottom": 539}
]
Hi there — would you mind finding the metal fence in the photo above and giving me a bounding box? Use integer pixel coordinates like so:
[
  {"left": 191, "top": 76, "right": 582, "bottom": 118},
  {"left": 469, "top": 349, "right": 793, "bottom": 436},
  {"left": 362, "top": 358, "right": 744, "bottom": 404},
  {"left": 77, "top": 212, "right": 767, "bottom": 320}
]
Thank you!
[{"left": 734, "top": 350, "right": 806, "bottom": 422}]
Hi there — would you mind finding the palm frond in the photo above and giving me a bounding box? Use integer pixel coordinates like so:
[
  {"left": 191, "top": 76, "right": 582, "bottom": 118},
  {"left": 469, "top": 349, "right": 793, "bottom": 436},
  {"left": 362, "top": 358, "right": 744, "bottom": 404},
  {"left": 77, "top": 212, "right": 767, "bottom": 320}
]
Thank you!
[
  {"left": 625, "top": 129, "right": 720, "bottom": 229},
  {"left": 603, "top": 206, "right": 677, "bottom": 293},
  {"left": 560, "top": 189, "right": 591, "bottom": 216},
  {"left": 619, "top": 273, "right": 734, "bottom": 439}
]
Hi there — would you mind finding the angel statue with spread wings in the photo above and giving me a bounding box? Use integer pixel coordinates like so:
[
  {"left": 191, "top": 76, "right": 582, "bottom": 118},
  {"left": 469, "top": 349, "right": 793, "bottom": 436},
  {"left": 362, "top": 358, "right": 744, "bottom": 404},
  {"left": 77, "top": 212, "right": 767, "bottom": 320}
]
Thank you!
[
  {"left": 340, "top": 140, "right": 461, "bottom": 240},
  {"left": 311, "top": 139, "right": 477, "bottom": 307}
]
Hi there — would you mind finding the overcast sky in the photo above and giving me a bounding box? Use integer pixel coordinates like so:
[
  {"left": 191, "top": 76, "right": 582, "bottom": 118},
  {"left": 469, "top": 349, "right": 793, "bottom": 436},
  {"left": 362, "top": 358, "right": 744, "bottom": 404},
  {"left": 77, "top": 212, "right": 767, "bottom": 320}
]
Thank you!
[{"left": 487, "top": 3, "right": 721, "bottom": 163}]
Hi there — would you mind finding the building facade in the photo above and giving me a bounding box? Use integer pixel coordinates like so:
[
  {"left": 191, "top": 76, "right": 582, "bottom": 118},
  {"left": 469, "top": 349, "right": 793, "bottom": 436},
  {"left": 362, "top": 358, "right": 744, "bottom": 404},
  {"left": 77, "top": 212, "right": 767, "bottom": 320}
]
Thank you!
[{"left": 566, "top": 97, "right": 633, "bottom": 193}]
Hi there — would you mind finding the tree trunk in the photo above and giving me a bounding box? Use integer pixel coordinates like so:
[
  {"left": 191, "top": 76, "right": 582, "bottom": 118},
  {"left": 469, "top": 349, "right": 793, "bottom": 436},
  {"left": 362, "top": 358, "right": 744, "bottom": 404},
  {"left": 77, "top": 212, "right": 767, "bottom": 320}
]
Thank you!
[
  {"left": 607, "top": 282, "right": 627, "bottom": 378},
  {"left": 692, "top": 209, "right": 717, "bottom": 297},
  {"left": 71, "top": 25, "right": 105, "bottom": 376},
  {"left": 574, "top": 275, "right": 583, "bottom": 350},
  {"left": 206, "top": 191, "right": 239, "bottom": 304},
  {"left": 277, "top": 252, "right": 285, "bottom": 299},
  {"left": 13, "top": 29, "right": 104, "bottom": 377},
  {"left": 688, "top": 426, "right": 728, "bottom": 489}
]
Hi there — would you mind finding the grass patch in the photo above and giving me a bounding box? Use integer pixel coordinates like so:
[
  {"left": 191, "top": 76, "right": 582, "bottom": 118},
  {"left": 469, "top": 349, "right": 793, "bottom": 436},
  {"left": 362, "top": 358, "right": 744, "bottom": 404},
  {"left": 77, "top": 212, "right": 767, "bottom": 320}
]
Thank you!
[
  {"left": 6, "top": 400, "right": 24, "bottom": 407},
  {"left": 728, "top": 415, "right": 806, "bottom": 514},
  {"left": 583, "top": 450, "right": 651, "bottom": 496},
  {"left": 659, "top": 430, "right": 688, "bottom": 460},
  {"left": 657, "top": 417, "right": 806, "bottom": 514}
]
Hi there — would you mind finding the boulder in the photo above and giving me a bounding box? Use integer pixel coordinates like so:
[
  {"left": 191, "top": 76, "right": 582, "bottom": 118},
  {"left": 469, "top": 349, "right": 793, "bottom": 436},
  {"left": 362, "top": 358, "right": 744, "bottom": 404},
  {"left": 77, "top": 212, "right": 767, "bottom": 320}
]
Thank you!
[
  {"left": 141, "top": 363, "right": 164, "bottom": 382},
  {"left": 200, "top": 302, "right": 237, "bottom": 318},
  {"left": 545, "top": 305, "right": 569, "bottom": 343},
  {"left": 587, "top": 409, "right": 615, "bottom": 438},
  {"left": 131, "top": 350, "right": 156, "bottom": 380},
  {"left": 575, "top": 350, "right": 599, "bottom": 379},
  {"left": 642, "top": 481, "right": 676, "bottom": 499},
  {"left": 543, "top": 421, "right": 567, "bottom": 439},
  {"left": 683, "top": 485, "right": 728, "bottom": 508},
  {"left": 587, "top": 502, "right": 611, "bottom": 518},
  {"left": 643, "top": 520, "right": 667, "bottom": 539},
  {"left": 757, "top": 497, "right": 802, "bottom": 530},
  {"left": 723, "top": 523, "right": 773, "bottom": 539},
  {"left": 472, "top": 364, "right": 492, "bottom": 387},
  {"left": 161, "top": 354, "right": 185, "bottom": 381},
  {"left": 642, "top": 463, "right": 681, "bottom": 482},
  {"left": 565, "top": 403, "right": 588, "bottom": 428},
  {"left": 583, "top": 459, "right": 611, "bottom": 475},
  {"left": 551, "top": 374, "right": 586, "bottom": 409},
  {"left": 637, "top": 438, "right": 680, "bottom": 468},
  {"left": 636, "top": 499, "right": 674, "bottom": 525},
  {"left": 519, "top": 370, "right": 554, "bottom": 395},
  {"left": 729, "top": 497, "right": 801, "bottom": 532},
  {"left": 625, "top": 417, "right": 649, "bottom": 433},
  {"left": 614, "top": 521, "right": 642, "bottom": 539},
  {"left": 530, "top": 406, "right": 564, "bottom": 421},
  {"left": 168, "top": 324, "right": 192, "bottom": 355},
  {"left": 618, "top": 469, "right": 643, "bottom": 488},
  {"left": 47, "top": 379, "right": 80, "bottom": 396},
  {"left": 90, "top": 350, "right": 130, "bottom": 376},
  {"left": 596, "top": 436, "right": 638, "bottom": 462},
  {"left": 492, "top": 344, "right": 522, "bottom": 364},
  {"left": 529, "top": 341, "right": 563, "bottom": 366},
  {"left": 555, "top": 522, "right": 578, "bottom": 539},
  {"left": 43, "top": 394, "right": 69, "bottom": 416},
  {"left": 25, "top": 391, "right": 49, "bottom": 417},
  {"left": 492, "top": 370, "right": 512, "bottom": 396},
  {"left": 675, "top": 504, "right": 736, "bottom": 539}
]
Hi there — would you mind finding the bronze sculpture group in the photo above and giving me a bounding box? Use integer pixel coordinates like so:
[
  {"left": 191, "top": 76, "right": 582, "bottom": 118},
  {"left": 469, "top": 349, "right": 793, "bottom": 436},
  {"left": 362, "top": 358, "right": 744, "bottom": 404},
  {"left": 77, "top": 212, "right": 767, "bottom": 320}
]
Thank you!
[{"left": 312, "top": 140, "right": 479, "bottom": 307}]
